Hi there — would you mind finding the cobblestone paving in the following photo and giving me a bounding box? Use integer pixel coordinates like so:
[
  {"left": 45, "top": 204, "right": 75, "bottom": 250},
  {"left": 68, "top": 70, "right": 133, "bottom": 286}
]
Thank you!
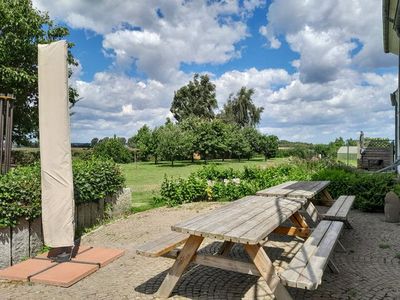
[{"left": 0, "top": 203, "right": 399, "bottom": 299}]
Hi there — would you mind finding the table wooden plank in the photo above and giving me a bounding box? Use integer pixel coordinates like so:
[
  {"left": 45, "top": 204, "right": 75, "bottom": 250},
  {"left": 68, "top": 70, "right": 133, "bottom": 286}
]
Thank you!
[
  {"left": 257, "top": 181, "right": 330, "bottom": 199},
  {"left": 172, "top": 196, "right": 303, "bottom": 244},
  {"left": 220, "top": 199, "right": 301, "bottom": 243}
]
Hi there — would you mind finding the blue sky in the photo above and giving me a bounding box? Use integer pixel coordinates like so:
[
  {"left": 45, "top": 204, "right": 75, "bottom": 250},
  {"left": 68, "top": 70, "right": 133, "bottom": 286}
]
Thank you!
[{"left": 32, "top": 0, "right": 398, "bottom": 143}]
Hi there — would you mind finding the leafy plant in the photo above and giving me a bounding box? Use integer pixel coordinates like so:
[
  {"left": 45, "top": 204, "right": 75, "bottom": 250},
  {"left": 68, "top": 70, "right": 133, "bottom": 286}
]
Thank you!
[{"left": 0, "top": 158, "right": 125, "bottom": 227}]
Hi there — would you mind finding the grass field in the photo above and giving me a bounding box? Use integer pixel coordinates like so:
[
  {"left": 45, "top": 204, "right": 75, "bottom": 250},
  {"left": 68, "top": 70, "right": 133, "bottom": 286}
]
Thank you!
[{"left": 119, "top": 157, "right": 287, "bottom": 212}]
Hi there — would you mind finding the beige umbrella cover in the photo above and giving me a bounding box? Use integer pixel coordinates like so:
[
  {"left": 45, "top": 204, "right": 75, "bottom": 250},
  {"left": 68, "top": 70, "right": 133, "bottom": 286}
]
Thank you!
[{"left": 38, "top": 41, "right": 75, "bottom": 247}]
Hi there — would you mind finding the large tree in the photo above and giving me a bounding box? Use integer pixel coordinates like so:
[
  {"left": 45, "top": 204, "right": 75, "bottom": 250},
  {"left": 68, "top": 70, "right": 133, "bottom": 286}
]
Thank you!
[
  {"left": 220, "top": 87, "right": 264, "bottom": 127},
  {"left": 170, "top": 73, "right": 218, "bottom": 122},
  {"left": 0, "top": 0, "right": 78, "bottom": 145},
  {"left": 128, "top": 125, "right": 153, "bottom": 161}
]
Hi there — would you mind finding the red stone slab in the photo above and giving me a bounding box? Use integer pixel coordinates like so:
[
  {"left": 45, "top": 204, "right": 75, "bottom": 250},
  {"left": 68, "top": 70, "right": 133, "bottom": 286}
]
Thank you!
[
  {"left": 0, "top": 259, "right": 57, "bottom": 281},
  {"left": 36, "top": 245, "right": 92, "bottom": 260},
  {"left": 30, "top": 262, "right": 98, "bottom": 287},
  {"left": 71, "top": 247, "right": 125, "bottom": 267}
]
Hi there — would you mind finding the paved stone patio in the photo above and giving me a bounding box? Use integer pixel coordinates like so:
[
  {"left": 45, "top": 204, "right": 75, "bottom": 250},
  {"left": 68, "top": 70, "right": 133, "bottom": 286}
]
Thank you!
[{"left": 0, "top": 202, "right": 399, "bottom": 299}]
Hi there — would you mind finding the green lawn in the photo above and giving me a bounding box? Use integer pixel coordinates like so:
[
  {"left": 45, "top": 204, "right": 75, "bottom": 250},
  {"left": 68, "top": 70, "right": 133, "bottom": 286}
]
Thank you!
[{"left": 120, "top": 157, "right": 287, "bottom": 212}]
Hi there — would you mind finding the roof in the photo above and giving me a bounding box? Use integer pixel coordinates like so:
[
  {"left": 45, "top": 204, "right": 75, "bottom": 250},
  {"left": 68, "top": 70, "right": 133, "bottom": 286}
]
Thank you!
[
  {"left": 337, "top": 146, "right": 358, "bottom": 154},
  {"left": 383, "top": 0, "right": 400, "bottom": 54}
]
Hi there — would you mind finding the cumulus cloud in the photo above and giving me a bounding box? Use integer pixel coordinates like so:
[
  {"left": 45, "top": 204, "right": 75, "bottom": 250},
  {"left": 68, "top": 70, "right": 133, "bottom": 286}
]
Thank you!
[{"left": 261, "top": 0, "right": 396, "bottom": 83}]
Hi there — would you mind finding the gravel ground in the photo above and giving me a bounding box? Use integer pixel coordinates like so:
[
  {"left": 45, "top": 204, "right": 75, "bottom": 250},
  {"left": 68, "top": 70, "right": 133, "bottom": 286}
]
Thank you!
[{"left": 0, "top": 202, "right": 399, "bottom": 300}]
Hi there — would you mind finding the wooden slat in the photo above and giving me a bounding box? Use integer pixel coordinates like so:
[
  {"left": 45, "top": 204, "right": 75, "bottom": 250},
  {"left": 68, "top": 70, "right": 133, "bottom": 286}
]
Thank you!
[
  {"left": 194, "top": 254, "right": 261, "bottom": 276},
  {"left": 324, "top": 196, "right": 346, "bottom": 216},
  {"left": 273, "top": 226, "right": 311, "bottom": 238},
  {"left": 336, "top": 196, "right": 355, "bottom": 218},
  {"left": 280, "top": 221, "right": 331, "bottom": 288},
  {"left": 173, "top": 196, "right": 303, "bottom": 244},
  {"left": 296, "top": 221, "right": 344, "bottom": 290},
  {"left": 257, "top": 181, "right": 330, "bottom": 199},
  {"left": 203, "top": 197, "right": 297, "bottom": 241},
  {"left": 136, "top": 232, "right": 189, "bottom": 257}
]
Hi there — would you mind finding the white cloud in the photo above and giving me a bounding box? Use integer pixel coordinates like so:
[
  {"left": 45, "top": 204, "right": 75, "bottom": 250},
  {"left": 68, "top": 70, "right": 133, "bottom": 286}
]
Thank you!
[{"left": 261, "top": 0, "right": 396, "bottom": 83}]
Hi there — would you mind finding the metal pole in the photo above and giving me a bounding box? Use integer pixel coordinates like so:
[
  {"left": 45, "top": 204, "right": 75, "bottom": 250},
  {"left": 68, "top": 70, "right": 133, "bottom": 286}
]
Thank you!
[
  {"left": 3, "top": 101, "right": 11, "bottom": 174},
  {"left": 0, "top": 100, "right": 3, "bottom": 172},
  {"left": 6, "top": 103, "right": 13, "bottom": 173}
]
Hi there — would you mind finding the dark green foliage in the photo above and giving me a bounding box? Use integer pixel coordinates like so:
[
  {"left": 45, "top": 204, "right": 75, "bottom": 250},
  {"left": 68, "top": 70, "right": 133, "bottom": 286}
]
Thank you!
[
  {"left": 12, "top": 150, "right": 40, "bottom": 165},
  {"left": 73, "top": 159, "right": 125, "bottom": 204},
  {"left": 0, "top": 0, "right": 78, "bottom": 144},
  {"left": 260, "top": 135, "right": 279, "bottom": 159},
  {"left": 127, "top": 125, "right": 154, "bottom": 161},
  {"left": 156, "top": 160, "right": 393, "bottom": 212},
  {"left": 156, "top": 123, "right": 194, "bottom": 165},
  {"left": 219, "top": 87, "right": 264, "bottom": 127},
  {"left": 312, "top": 168, "right": 396, "bottom": 211},
  {"left": 0, "top": 158, "right": 125, "bottom": 227},
  {"left": 93, "top": 138, "right": 132, "bottom": 163},
  {"left": 171, "top": 73, "right": 217, "bottom": 122}
]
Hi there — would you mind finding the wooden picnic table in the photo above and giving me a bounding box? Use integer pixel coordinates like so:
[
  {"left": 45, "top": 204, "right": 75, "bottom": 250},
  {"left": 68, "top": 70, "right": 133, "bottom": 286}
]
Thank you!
[{"left": 157, "top": 195, "right": 313, "bottom": 299}]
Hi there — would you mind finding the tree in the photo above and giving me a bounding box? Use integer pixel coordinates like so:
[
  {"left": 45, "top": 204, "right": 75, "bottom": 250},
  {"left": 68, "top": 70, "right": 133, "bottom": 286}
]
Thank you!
[
  {"left": 0, "top": 0, "right": 79, "bottom": 144},
  {"left": 90, "top": 137, "right": 99, "bottom": 148},
  {"left": 156, "top": 123, "right": 192, "bottom": 165},
  {"left": 226, "top": 126, "right": 251, "bottom": 161},
  {"left": 170, "top": 73, "right": 217, "bottom": 122},
  {"left": 242, "top": 126, "right": 263, "bottom": 159},
  {"left": 260, "top": 135, "right": 279, "bottom": 160},
  {"left": 219, "top": 87, "right": 264, "bottom": 127},
  {"left": 128, "top": 125, "right": 153, "bottom": 161},
  {"left": 93, "top": 137, "right": 132, "bottom": 163}
]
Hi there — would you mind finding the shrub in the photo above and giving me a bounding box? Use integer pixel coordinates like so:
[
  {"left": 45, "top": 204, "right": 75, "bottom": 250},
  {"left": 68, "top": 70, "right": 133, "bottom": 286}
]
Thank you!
[
  {"left": 11, "top": 150, "right": 40, "bottom": 166},
  {"left": 312, "top": 167, "right": 396, "bottom": 211},
  {"left": 93, "top": 138, "right": 132, "bottom": 163},
  {"left": 0, "top": 158, "right": 125, "bottom": 227}
]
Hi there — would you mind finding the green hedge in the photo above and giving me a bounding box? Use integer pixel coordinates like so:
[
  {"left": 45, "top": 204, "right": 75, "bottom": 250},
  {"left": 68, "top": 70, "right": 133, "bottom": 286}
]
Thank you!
[
  {"left": 312, "top": 167, "right": 396, "bottom": 211},
  {"left": 156, "top": 160, "right": 396, "bottom": 211},
  {"left": 0, "top": 158, "right": 125, "bottom": 227}
]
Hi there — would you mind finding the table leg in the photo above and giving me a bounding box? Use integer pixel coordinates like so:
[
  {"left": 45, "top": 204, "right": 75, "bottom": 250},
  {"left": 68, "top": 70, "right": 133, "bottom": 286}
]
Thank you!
[
  {"left": 321, "top": 189, "right": 335, "bottom": 206},
  {"left": 303, "top": 200, "right": 319, "bottom": 224},
  {"left": 217, "top": 241, "right": 234, "bottom": 256},
  {"left": 157, "top": 235, "right": 204, "bottom": 298},
  {"left": 245, "top": 244, "right": 293, "bottom": 300}
]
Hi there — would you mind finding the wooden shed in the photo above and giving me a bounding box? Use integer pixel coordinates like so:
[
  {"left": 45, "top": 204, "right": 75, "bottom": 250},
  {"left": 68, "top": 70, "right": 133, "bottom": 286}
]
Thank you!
[{"left": 357, "top": 139, "right": 394, "bottom": 171}]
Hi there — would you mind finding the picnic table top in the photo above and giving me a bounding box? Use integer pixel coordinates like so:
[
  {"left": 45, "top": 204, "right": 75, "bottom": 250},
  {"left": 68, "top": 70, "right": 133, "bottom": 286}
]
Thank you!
[
  {"left": 172, "top": 195, "right": 306, "bottom": 245},
  {"left": 256, "top": 180, "right": 330, "bottom": 199}
]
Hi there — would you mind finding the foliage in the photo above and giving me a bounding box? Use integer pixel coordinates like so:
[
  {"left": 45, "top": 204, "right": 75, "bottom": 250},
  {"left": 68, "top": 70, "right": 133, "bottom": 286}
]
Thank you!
[
  {"left": 90, "top": 138, "right": 99, "bottom": 148},
  {"left": 73, "top": 159, "right": 125, "bottom": 204},
  {"left": 12, "top": 150, "right": 40, "bottom": 165},
  {"left": 170, "top": 73, "right": 218, "bottom": 122},
  {"left": 219, "top": 87, "right": 264, "bottom": 127},
  {"left": 156, "top": 159, "right": 394, "bottom": 212},
  {"left": 0, "top": 158, "right": 125, "bottom": 227},
  {"left": 0, "top": 0, "right": 78, "bottom": 144},
  {"left": 93, "top": 137, "right": 132, "bottom": 163},
  {"left": 128, "top": 124, "right": 154, "bottom": 161},
  {"left": 156, "top": 123, "right": 193, "bottom": 165},
  {"left": 312, "top": 167, "right": 396, "bottom": 211},
  {"left": 260, "top": 135, "right": 279, "bottom": 159}
]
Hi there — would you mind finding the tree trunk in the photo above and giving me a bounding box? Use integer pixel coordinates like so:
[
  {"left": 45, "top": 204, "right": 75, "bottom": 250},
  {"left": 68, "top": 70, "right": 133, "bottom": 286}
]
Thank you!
[{"left": 172, "top": 160, "right": 174, "bottom": 166}]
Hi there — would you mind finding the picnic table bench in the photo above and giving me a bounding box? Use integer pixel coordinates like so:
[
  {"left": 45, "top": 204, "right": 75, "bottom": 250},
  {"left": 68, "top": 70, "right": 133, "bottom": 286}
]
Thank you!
[{"left": 136, "top": 181, "right": 354, "bottom": 299}]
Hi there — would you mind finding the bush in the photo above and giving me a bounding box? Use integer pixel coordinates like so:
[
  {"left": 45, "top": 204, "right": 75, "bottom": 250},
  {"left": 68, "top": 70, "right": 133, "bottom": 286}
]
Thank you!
[
  {"left": 11, "top": 150, "right": 40, "bottom": 166},
  {"left": 312, "top": 167, "right": 396, "bottom": 211},
  {"left": 93, "top": 138, "right": 132, "bottom": 163},
  {"left": 156, "top": 160, "right": 394, "bottom": 211},
  {"left": 0, "top": 158, "right": 125, "bottom": 227}
]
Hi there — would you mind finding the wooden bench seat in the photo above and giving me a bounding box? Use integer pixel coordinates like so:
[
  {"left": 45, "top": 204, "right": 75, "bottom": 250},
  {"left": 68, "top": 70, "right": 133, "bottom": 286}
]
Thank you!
[
  {"left": 136, "top": 232, "right": 189, "bottom": 257},
  {"left": 322, "top": 195, "right": 355, "bottom": 228},
  {"left": 280, "top": 220, "right": 344, "bottom": 290}
]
